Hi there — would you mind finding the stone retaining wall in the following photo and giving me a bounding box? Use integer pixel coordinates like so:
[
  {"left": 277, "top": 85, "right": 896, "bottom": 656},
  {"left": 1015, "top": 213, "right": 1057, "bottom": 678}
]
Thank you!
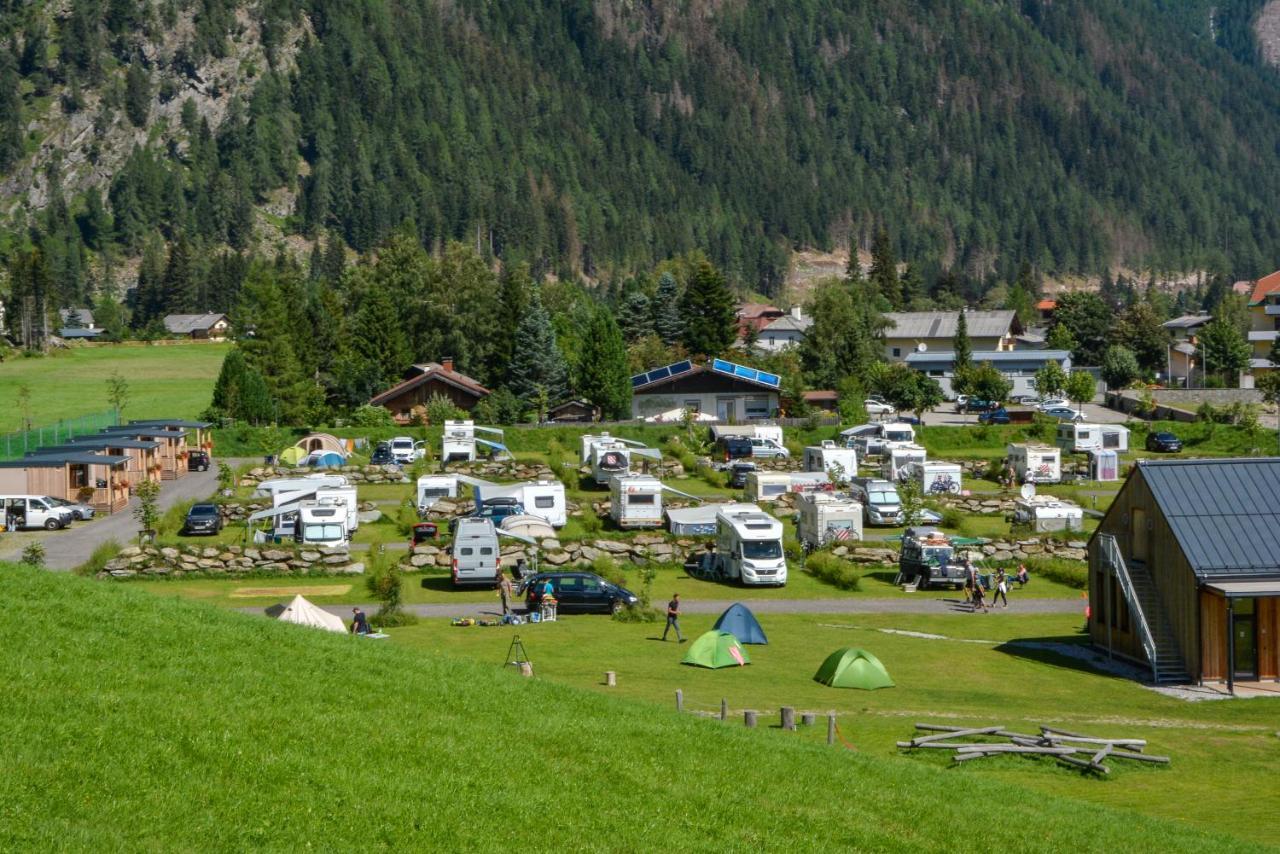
[
  {"left": 98, "top": 544, "right": 365, "bottom": 578},
  {"left": 238, "top": 464, "right": 409, "bottom": 487}
]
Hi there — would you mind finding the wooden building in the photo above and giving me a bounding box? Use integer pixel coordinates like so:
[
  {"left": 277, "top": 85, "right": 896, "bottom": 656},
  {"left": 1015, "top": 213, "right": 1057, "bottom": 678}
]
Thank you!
[
  {"left": 546, "top": 399, "right": 599, "bottom": 423},
  {"left": 0, "top": 452, "right": 130, "bottom": 513},
  {"left": 46, "top": 437, "right": 162, "bottom": 491},
  {"left": 128, "top": 420, "right": 214, "bottom": 454},
  {"left": 100, "top": 427, "right": 189, "bottom": 480},
  {"left": 631, "top": 359, "right": 781, "bottom": 422},
  {"left": 1088, "top": 458, "right": 1280, "bottom": 691},
  {"left": 369, "top": 359, "right": 490, "bottom": 424}
]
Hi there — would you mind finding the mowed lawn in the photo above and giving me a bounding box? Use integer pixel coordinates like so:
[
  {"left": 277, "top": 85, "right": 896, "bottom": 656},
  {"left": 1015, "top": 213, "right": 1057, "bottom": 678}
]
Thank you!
[
  {"left": 0, "top": 565, "right": 1252, "bottom": 851},
  {"left": 0, "top": 343, "right": 228, "bottom": 432}
]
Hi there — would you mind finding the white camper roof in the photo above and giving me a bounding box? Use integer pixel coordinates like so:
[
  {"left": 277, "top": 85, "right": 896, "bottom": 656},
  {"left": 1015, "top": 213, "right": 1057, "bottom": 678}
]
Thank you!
[{"left": 277, "top": 595, "right": 346, "bottom": 634}]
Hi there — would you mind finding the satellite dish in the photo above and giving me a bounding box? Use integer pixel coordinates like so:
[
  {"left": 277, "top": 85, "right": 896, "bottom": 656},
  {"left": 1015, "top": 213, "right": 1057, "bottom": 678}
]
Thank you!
[
  {"left": 1020, "top": 482, "right": 1037, "bottom": 500},
  {"left": 916, "top": 342, "right": 927, "bottom": 352}
]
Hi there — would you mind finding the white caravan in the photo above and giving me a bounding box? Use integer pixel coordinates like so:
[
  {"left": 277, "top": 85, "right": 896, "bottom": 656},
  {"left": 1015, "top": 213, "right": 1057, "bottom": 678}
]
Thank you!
[
  {"left": 795, "top": 492, "right": 863, "bottom": 550},
  {"left": 1006, "top": 444, "right": 1062, "bottom": 484},
  {"left": 416, "top": 474, "right": 459, "bottom": 514},
  {"left": 902, "top": 461, "right": 963, "bottom": 496},
  {"left": 294, "top": 502, "right": 349, "bottom": 547},
  {"left": 254, "top": 474, "right": 349, "bottom": 499},
  {"left": 1013, "top": 488, "right": 1084, "bottom": 533},
  {"left": 713, "top": 506, "right": 787, "bottom": 586},
  {"left": 609, "top": 474, "right": 702, "bottom": 529},
  {"left": 441, "top": 420, "right": 509, "bottom": 463},
  {"left": 882, "top": 443, "right": 928, "bottom": 482},
  {"left": 475, "top": 479, "right": 567, "bottom": 528},
  {"left": 802, "top": 440, "right": 858, "bottom": 482},
  {"left": 1056, "top": 422, "right": 1130, "bottom": 454},
  {"left": 580, "top": 433, "right": 662, "bottom": 485}
]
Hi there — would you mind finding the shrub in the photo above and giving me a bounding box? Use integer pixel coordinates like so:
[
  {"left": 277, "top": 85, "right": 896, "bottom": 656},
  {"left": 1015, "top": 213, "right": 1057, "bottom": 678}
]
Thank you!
[
  {"left": 592, "top": 555, "right": 626, "bottom": 587},
  {"left": 579, "top": 512, "right": 602, "bottom": 535},
  {"left": 20, "top": 542, "right": 46, "bottom": 568},
  {"left": 612, "top": 563, "right": 660, "bottom": 622},
  {"left": 366, "top": 549, "right": 419, "bottom": 626},
  {"left": 348, "top": 405, "right": 396, "bottom": 427},
  {"left": 940, "top": 507, "right": 965, "bottom": 529},
  {"left": 76, "top": 539, "right": 122, "bottom": 577},
  {"left": 697, "top": 463, "right": 726, "bottom": 489},
  {"left": 804, "top": 552, "right": 862, "bottom": 591}
]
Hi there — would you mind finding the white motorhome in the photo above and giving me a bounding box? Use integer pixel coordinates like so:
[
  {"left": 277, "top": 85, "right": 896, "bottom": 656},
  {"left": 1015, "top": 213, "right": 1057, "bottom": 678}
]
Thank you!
[
  {"left": 441, "top": 420, "right": 508, "bottom": 463},
  {"left": 841, "top": 421, "right": 915, "bottom": 457},
  {"left": 580, "top": 433, "right": 661, "bottom": 484},
  {"left": 743, "top": 471, "right": 792, "bottom": 502},
  {"left": 269, "top": 484, "right": 359, "bottom": 533},
  {"left": 713, "top": 506, "right": 787, "bottom": 586},
  {"left": 294, "top": 501, "right": 349, "bottom": 547},
  {"left": 1056, "top": 422, "right": 1130, "bottom": 454},
  {"left": 475, "top": 479, "right": 567, "bottom": 528},
  {"left": 709, "top": 424, "right": 784, "bottom": 446},
  {"left": 610, "top": 474, "right": 664, "bottom": 528},
  {"left": 451, "top": 517, "right": 500, "bottom": 586},
  {"left": 803, "top": 441, "right": 858, "bottom": 482},
  {"left": 1, "top": 495, "right": 73, "bottom": 530},
  {"left": 416, "top": 475, "right": 459, "bottom": 514},
  {"left": 903, "top": 460, "right": 962, "bottom": 495},
  {"left": 882, "top": 443, "right": 927, "bottom": 482},
  {"left": 1006, "top": 443, "right": 1062, "bottom": 484},
  {"left": 880, "top": 422, "right": 917, "bottom": 446},
  {"left": 795, "top": 492, "right": 863, "bottom": 550}
]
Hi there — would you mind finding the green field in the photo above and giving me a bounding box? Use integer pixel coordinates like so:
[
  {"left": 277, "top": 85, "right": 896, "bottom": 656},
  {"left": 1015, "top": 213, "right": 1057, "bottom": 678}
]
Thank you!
[
  {"left": 1, "top": 565, "right": 1259, "bottom": 851},
  {"left": 0, "top": 343, "right": 228, "bottom": 433}
]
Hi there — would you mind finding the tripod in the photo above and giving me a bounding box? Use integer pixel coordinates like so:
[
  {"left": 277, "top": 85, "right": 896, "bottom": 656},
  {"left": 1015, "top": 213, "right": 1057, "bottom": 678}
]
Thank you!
[{"left": 504, "top": 634, "right": 533, "bottom": 676}]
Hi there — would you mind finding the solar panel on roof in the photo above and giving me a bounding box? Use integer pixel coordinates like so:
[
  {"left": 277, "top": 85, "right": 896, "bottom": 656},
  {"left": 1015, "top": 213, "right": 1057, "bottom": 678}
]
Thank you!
[
  {"left": 709, "top": 358, "right": 781, "bottom": 388},
  {"left": 631, "top": 360, "right": 696, "bottom": 388}
]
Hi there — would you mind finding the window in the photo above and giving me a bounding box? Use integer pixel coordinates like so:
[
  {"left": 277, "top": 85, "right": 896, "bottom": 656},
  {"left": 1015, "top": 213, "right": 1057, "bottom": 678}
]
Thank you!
[
  {"left": 768, "top": 336, "right": 775, "bottom": 345},
  {"left": 892, "top": 347, "right": 901, "bottom": 358},
  {"left": 582, "top": 576, "right": 601, "bottom": 591},
  {"left": 480, "top": 547, "right": 493, "bottom": 556},
  {"left": 745, "top": 397, "right": 770, "bottom": 419},
  {"left": 534, "top": 496, "right": 554, "bottom": 508},
  {"left": 629, "top": 494, "right": 656, "bottom": 505},
  {"left": 684, "top": 400, "right": 700, "bottom": 413},
  {"left": 303, "top": 524, "right": 344, "bottom": 542},
  {"left": 762, "top": 484, "right": 787, "bottom": 498},
  {"left": 743, "top": 540, "right": 783, "bottom": 559},
  {"left": 1130, "top": 509, "right": 1148, "bottom": 562},
  {"left": 929, "top": 369, "right": 943, "bottom": 377},
  {"left": 1103, "top": 431, "right": 1121, "bottom": 449},
  {"left": 460, "top": 547, "right": 473, "bottom": 556}
]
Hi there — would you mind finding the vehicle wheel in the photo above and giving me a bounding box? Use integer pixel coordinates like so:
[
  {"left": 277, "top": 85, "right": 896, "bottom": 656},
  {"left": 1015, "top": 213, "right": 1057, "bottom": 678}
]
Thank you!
[
  {"left": 610, "top": 599, "right": 624, "bottom": 615},
  {"left": 45, "top": 518, "right": 60, "bottom": 530}
]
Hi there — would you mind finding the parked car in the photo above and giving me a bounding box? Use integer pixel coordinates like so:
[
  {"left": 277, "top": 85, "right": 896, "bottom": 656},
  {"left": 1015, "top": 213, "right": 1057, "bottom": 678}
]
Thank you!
[
  {"left": 749, "top": 437, "right": 790, "bottom": 459},
  {"left": 1145, "top": 431, "right": 1183, "bottom": 453},
  {"left": 729, "top": 461, "right": 758, "bottom": 489},
  {"left": 182, "top": 503, "right": 223, "bottom": 535},
  {"left": 865, "top": 399, "right": 896, "bottom": 416},
  {"left": 474, "top": 497, "right": 526, "bottom": 524},
  {"left": 978, "top": 408, "right": 1012, "bottom": 425},
  {"left": 48, "top": 496, "right": 95, "bottom": 521},
  {"left": 718, "top": 436, "right": 754, "bottom": 461},
  {"left": 188, "top": 450, "right": 211, "bottom": 472},
  {"left": 370, "top": 442, "right": 395, "bottom": 465},
  {"left": 1009, "top": 394, "right": 1040, "bottom": 405},
  {"left": 1035, "top": 398, "right": 1070, "bottom": 411},
  {"left": 521, "top": 571, "right": 639, "bottom": 615},
  {"left": 1041, "top": 407, "right": 1084, "bottom": 422}
]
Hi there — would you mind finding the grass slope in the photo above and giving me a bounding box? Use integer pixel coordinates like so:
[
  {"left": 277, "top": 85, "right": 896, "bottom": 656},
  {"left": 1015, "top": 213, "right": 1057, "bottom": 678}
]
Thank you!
[
  {"left": 0, "top": 566, "right": 1256, "bottom": 851},
  {"left": 0, "top": 344, "right": 228, "bottom": 433}
]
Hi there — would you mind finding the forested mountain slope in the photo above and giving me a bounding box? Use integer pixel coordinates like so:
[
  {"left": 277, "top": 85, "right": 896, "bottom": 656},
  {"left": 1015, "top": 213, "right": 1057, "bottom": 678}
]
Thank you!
[{"left": 4, "top": 0, "right": 1280, "bottom": 302}]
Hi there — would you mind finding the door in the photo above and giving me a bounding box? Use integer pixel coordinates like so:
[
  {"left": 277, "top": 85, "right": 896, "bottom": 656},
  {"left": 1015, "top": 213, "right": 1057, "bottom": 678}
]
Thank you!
[
  {"left": 579, "top": 574, "right": 607, "bottom": 612},
  {"left": 716, "top": 398, "right": 734, "bottom": 421},
  {"left": 1233, "top": 598, "right": 1258, "bottom": 680},
  {"left": 555, "top": 575, "right": 584, "bottom": 612}
]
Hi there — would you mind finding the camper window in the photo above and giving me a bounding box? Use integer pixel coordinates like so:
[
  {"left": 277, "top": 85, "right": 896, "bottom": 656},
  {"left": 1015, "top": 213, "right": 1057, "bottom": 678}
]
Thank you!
[
  {"left": 885, "top": 429, "right": 912, "bottom": 443},
  {"left": 304, "top": 524, "right": 343, "bottom": 541},
  {"left": 460, "top": 547, "right": 474, "bottom": 556},
  {"left": 629, "top": 494, "right": 656, "bottom": 505},
  {"left": 742, "top": 540, "right": 783, "bottom": 559},
  {"left": 1103, "top": 432, "right": 1120, "bottom": 449},
  {"left": 762, "top": 484, "right": 787, "bottom": 498},
  {"left": 480, "top": 547, "right": 493, "bottom": 556},
  {"left": 534, "top": 496, "right": 555, "bottom": 508}
]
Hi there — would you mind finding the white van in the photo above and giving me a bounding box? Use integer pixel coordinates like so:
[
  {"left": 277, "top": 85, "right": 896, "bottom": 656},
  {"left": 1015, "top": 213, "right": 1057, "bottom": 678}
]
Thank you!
[
  {"left": 2, "top": 495, "right": 73, "bottom": 530},
  {"left": 390, "top": 436, "right": 424, "bottom": 464},
  {"left": 452, "top": 517, "right": 500, "bottom": 586},
  {"left": 1006, "top": 444, "right": 1062, "bottom": 484},
  {"left": 903, "top": 461, "right": 963, "bottom": 496},
  {"left": 714, "top": 506, "right": 787, "bottom": 586},
  {"left": 416, "top": 475, "right": 459, "bottom": 513},
  {"left": 803, "top": 441, "right": 858, "bottom": 482},
  {"left": 882, "top": 443, "right": 927, "bottom": 482}
]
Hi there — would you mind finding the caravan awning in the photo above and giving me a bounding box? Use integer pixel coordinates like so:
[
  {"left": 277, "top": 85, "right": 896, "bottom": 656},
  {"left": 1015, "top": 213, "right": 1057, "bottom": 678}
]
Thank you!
[
  {"left": 1204, "top": 580, "right": 1280, "bottom": 598},
  {"left": 247, "top": 505, "right": 302, "bottom": 524}
]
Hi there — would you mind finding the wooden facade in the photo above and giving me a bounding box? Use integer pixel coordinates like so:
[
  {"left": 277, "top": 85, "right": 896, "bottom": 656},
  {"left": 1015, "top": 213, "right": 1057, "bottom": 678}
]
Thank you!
[
  {"left": 0, "top": 457, "right": 129, "bottom": 513},
  {"left": 1089, "top": 461, "right": 1280, "bottom": 686},
  {"left": 377, "top": 377, "right": 484, "bottom": 422}
]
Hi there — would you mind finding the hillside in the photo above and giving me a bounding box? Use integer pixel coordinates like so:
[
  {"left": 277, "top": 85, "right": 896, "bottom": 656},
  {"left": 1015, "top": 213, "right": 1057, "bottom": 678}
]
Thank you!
[
  {"left": 0, "top": 565, "right": 1255, "bottom": 850},
  {"left": 5, "top": 0, "right": 1280, "bottom": 302}
]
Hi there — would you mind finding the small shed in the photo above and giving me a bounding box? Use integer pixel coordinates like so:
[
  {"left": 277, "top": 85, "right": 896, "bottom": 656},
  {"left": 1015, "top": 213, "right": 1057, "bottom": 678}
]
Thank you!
[
  {"left": 0, "top": 452, "right": 130, "bottom": 512},
  {"left": 546, "top": 399, "right": 599, "bottom": 423}
]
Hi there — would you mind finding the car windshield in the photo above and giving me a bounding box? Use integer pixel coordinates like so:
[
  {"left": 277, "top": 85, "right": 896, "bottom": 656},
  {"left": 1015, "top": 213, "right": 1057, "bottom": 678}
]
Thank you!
[
  {"left": 189, "top": 505, "right": 218, "bottom": 517},
  {"left": 1155, "top": 433, "right": 1176, "bottom": 441},
  {"left": 742, "top": 539, "right": 782, "bottom": 560},
  {"left": 885, "top": 430, "right": 912, "bottom": 442},
  {"left": 870, "top": 490, "right": 899, "bottom": 504}
]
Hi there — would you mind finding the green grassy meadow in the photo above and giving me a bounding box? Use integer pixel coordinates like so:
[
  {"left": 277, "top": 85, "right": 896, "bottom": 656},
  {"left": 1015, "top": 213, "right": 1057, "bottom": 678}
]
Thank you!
[
  {"left": 0, "top": 343, "right": 228, "bottom": 432},
  {"left": 0, "top": 565, "right": 1263, "bottom": 851}
]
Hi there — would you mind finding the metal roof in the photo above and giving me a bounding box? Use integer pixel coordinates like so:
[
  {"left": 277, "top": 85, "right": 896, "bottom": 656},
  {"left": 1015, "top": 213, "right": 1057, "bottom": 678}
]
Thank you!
[
  {"left": 904, "top": 349, "right": 1071, "bottom": 367},
  {"left": 59, "top": 438, "right": 162, "bottom": 450},
  {"left": 162, "top": 313, "right": 227, "bottom": 334},
  {"left": 1139, "top": 458, "right": 1280, "bottom": 579},
  {"left": 1161, "top": 314, "right": 1213, "bottom": 330},
  {"left": 127, "top": 419, "right": 213, "bottom": 429},
  {"left": 99, "top": 427, "right": 184, "bottom": 439},
  {"left": 884, "top": 310, "right": 1017, "bottom": 339},
  {"left": 0, "top": 452, "right": 129, "bottom": 467}
]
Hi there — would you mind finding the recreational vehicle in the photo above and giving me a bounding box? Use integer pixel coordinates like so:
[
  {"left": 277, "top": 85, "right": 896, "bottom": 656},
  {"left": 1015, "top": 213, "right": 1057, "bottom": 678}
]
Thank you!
[
  {"left": 1006, "top": 444, "right": 1062, "bottom": 484},
  {"left": 1012, "top": 489, "right": 1084, "bottom": 532},
  {"left": 1056, "top": 422, "right": 1130, "bottom": 454},
  {"left": 882, "top": 443, "right": 927, "bottom": 482},
  {"left": 294, "top": 502, "right": 349, "bottom": 547},
  {"left": 580, "top": 434, "right": 661, "bottom": 484},
  {"left": 743, "top": 471, "right": 792, "bottom": 502},
  {"left": 441, "top": 420, "right": 508, "bottom": 463},
  {"left": 849, "top": 477, "right": 904, "bottom": 526},
  {"left": 451, "top": 517, "right": 501, "bottom": 586},
  {"left": 795, "top": 492, "right": 863, "bottom": 550},
  {"left": 389, "top": 436, "right": 425, "bottom": 464},
  {"left": 416, "top": 475, "right": 459, "bottom": 514},
  {"left": 712, "top": 506, "right": 787, "bottom": 586},
  {"left": 803, "top": 441, "right": 858, "bottom": 483},
  {"left": 897, "top": 528, "right": 968, "bottom": 589},
  {"left": 902, "top": 460, "right": 962, "bottom": 495},
  {"left": 475, "top": 480, "right": 567, "bottom": 528},
  {"left": 610, "top": 474, "right": 664, "bottom": 528},
  {"left": 709, "top": 424, "right": 784, "bottom": 446},
  {"left": 841, "top": 421, "right": 915, "bottom": 457},
  {"left": 254, "top": 474, "right": 349, "bottom": 499}
]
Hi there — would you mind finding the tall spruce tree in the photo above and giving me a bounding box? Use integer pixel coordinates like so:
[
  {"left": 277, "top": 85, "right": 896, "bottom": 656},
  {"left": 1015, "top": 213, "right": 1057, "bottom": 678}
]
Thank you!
[
  {"left": 679, "top": 260, "right": 736, "bottom": 357},
  {"left": 236, "top": 268, "right": 317, "bottom": 423},
  {"left": 951, "top": 309, "right": 975, "bottom": 398},
  {"left": 348, "top": 285, "right": 411, "bottom": 392},
  {"left": 869, "top": 228, "right": 900, "bottom": 309},
  {"left": 507, "top": 286, "right": 569, "bottom": 413},
  {"left": 617, "top": 290, "right": 653, "bottom": 342},
  {"left": 575, "top": 305, "right": 631, "bottom": 419},
  {"left": 652, "top": 272, "right": 683, "bottom": 345},
  {"left": 161, "top": 235, "right": 197, "bottom": 313}
]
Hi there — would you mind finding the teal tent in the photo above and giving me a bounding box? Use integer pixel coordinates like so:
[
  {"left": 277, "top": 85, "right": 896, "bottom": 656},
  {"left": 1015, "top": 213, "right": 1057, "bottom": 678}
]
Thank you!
[{"left": 712, "top": 602, "right": 768, "bottom": 644}]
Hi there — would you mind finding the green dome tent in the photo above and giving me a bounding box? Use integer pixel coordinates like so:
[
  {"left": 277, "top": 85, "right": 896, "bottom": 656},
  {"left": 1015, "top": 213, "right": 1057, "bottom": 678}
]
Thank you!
[
  {"left": 813, "top": 647, "right": 894, "bottom": 689},
  {"left": 278, "top": 446, "right": 307, "bottom": 466},
  {"left": 682, "top": 630, "right": 751, "bottom": 669}
]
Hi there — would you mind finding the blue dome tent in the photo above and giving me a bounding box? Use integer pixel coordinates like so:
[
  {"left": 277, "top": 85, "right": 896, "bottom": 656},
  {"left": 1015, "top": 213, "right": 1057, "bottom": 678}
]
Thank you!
[{"left": 712, "top": 602, "right": 768, "bottom": 645}]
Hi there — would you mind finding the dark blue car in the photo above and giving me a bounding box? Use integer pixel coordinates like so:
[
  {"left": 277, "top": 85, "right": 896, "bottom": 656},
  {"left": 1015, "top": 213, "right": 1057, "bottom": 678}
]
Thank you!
[{"left": 978, "top": 408, "right": 1011, "bottom": 425}]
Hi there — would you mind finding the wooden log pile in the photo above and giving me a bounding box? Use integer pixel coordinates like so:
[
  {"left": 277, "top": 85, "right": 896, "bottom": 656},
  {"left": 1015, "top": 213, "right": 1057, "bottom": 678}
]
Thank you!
[{"left": 898, "top": 724, "right": 1170, "bottom": 775}]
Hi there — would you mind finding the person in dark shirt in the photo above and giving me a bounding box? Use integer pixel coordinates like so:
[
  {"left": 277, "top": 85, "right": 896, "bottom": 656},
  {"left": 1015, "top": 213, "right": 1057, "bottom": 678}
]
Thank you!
[
  {"left": 662, "top": 593, "right": 684, "bottom": 642},
  {"left": 350, "top": 607, "right": 371, "bottom": 635}
]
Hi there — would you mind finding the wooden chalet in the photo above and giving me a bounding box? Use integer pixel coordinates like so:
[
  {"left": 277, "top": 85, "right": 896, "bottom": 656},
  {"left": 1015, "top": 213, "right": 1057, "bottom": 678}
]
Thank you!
[
  {"left": 369, "top": 359, "right": 490, "bottom": 424},
  {"left": 99, "top": 427, "right": 189, "bottom": 480},
  {"left": 56, "top": 437, "right": 163, "bottom": 490},
  {"left": 128, "top": 420, "right": 214, "bottom": 453},
  {"left": 546, "top": 399, "right": 599, "bottom": 423},
  {"left": 1088, "top": 458, "right": 1280, "bottom": 692},
  {"left": 0, "top": 452, "right": 130, "bottom": 513}
]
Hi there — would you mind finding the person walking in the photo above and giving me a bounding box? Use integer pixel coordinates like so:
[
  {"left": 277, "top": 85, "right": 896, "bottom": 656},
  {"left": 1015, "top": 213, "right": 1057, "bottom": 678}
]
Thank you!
[
  {"left": 991, "top": 568, "right": 1009, "bottom": 608},
  {"left": 497, "top": 569, "right": 513, "bottom": 616},
  {"left": 971, "top": 579, "right": 989, "bottom": 613},
  {"left": 662, "top": 593, "right": 685, "bottom": 642}
]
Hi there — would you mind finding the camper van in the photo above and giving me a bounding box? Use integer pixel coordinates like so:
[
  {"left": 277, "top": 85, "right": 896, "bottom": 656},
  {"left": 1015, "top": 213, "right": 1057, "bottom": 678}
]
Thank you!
[
  {"left": 1056, "top": 422, "right": 1130, "bottom": 454},
  {"left": 795, "top": 492, "right": 863, "bottom": 550},
  {"left": 842, "top": 421, "right": 915, "bottom": 457},
  {"left": 849, "top": 477, "right": 904, "bottom": 526},
  {"left": 416, "top": 475, "right": 459, "bottom": 514},
  {"left": 610, "top": 474, "right": 664, "bottom": 528},
  {"left": 1012, "top": 493, "right": 1084, "bottom": 532},
  {"left": 474, "top": 480, "right": 567, "bottom": 528},
  {"left": 266, "top": 484, "right": 358, "bottom": 533},
  {"left": 451, "top": 517, "right": 501, "bottom": 587},
  {"left": 803, "top": 441, "right": 858, "bottom": 483},
  {"left": 1, "top": 495, "right": 74, "bottom": 530},
  {"left": 902, "top": 461, "right": 962, "bottom": 495},
  {"left": 882, "top": 443, "right": 928, "bottom": 482},
  {"left": 1006, "top": 444, "right": 1062, "bottom": 484},
  {"left": 713, "top": 506, "right": 788, "bottom": 586},
  {"left": 294, "top": 501, "right": 350, "bottom": 547},
  {"left": 709, "top": 424, "right": 784, "bottom": 446}
]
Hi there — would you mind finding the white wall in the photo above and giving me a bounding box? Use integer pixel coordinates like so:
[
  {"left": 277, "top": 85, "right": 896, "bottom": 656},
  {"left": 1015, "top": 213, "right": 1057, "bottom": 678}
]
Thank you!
[{"left": 633, "top": 391, "right": 779, "bottom": 420}]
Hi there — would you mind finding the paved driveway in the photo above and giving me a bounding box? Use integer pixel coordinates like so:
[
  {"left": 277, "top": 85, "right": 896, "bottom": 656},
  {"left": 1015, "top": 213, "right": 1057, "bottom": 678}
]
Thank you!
[
  {"left": 0, "top": 463, "right": 230, "bottom": 571},
  {"left": 918, "top": 402, "right": 1128, "bottom": 427}
]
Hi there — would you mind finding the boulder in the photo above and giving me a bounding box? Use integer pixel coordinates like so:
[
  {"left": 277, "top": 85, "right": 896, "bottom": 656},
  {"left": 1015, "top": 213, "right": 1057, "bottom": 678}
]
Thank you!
[
  {"left": 632, "top": 533, "right": 665, "bottom": 545},
  {"left": 593, "top": 539, "right": 631, "bottom": 554},
  {"left": 108, "top": 569, "right": 138, "bottom": 578},
  {"left": 540, "top": 539, "right": 561, "bottom": 551},
  {"left": 412, "top": 545, "right": 440, "bottom": 556},
  {"left": 1057, "top": 548, "right": 1087, "bottom": 561},
  {"left": 160, "top": 547, "right": 180, "bottom": 560},
  {"left": 543, "top": 551, "right": 571, "bottom": 565},
  {"left": 647, "top": 543, "right": 674, "bottom": 557},
  {"left": 992, "top": 550, "right": 1014, "bottom": 561},
  {"left": 578, "top": 546, "right": 603, "bottom": 562},
  {"left": 300, "top": 551, "right": 322, "bottom": 562},
  {"left": 118, "top": 546, "right": 141, "bottom": 558},
  {"left": 1067, "top": 540, "right": 1088, "bottom": 550},
  {"left": 322, "top": 554, "right": 350, "bottom": 565},
  {"left": 410, "top": 553, "right": 433, "bottom": 568},
  {"left": 436, "top": 554, "right": 452, "bottom": 567},
  {"left": 201, "top": 547, "right": 220, "bottom": 558},
  {"left": 262, "top": 549, "right": 291, "bottom": 562}
]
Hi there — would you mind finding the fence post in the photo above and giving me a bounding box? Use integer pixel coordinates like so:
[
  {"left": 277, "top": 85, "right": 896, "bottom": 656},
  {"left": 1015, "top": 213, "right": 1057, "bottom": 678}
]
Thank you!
[
  {"left": 781, "top": 706, "right": 796, "bottom": 731},
  {"left": 744, "top": 710, "right": 757, "bottom": 728},
  {"left": 720, "top": 698, "right": 727, "bottom": 721},
  {"left": 827, "top": 715, "right": 836, "bottom": 746},
  {"left": 675, "top": 689, "right": 683, "bottom": 713}
]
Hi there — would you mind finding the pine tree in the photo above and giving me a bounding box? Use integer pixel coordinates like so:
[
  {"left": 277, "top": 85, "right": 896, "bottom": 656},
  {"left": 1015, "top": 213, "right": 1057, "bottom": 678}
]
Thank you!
[
  {"left": 869, "top": 228, "right": 900, "bottom": 309},
  {"left": 652, "top": 272, "right": 683, "bottom": 345},
  {"left": 124, "top": 61, "right": 151, "bottom": 127},
  {"left": 617, "top": 291, "right": 653, "bottom": 342},
  {"left": 237, "top": 268, "right": 318, "bottom": 423},
  {"left": 507, "top": 286, "right": 569, "bottom": 414},
  {"left": 348, "top": 285, "right": 411, "bottom": 392},
  {"left": 0, "top": 52, "right": 23, "bottom": 172},
  {"left": 496, "top": 261, "right": 532, "bottom": 373},
  {"left": 575, "top": 306, "right": 631, "bottom": 419},
  {"left": 162, "top": 236, "right": 197, "bottom": 313},
  {"left": 951, "top": 309, "right": 975, "bottom": 399},
  {"left": 679, "top": 260, "right": 736, "bottom": 357}
]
